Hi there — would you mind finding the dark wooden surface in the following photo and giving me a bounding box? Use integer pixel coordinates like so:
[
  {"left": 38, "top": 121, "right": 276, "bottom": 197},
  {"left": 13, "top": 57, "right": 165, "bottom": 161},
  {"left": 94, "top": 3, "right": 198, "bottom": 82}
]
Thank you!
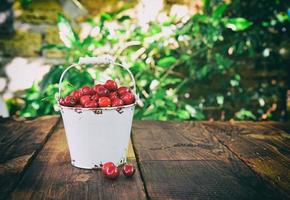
[
  {"left": 10, "top": 123, "right": 146, "bottom": 200},
  {"left": 203, "top": 121, "right": 290, "bottom": 197},
  {"left": 132, "top": 121, "right": 288, "bottom": 200},
  {"left": 0, "top": 116, "right": 59, "bottom": 200},
  {"left": 0, "top": 116, "right": 289, "bottom": 200}
]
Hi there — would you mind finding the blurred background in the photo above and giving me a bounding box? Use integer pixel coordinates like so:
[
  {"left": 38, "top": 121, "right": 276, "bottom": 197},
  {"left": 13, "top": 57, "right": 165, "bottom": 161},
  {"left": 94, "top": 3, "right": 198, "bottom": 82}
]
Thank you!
[{"left": 0, "top": 0, "right": 289, "bottom": 121}]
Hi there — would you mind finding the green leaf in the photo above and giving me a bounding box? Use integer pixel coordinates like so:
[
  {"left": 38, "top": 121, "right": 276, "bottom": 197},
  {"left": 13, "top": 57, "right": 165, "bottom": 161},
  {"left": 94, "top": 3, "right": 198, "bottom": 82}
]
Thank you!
[
  {"left": 235, "top": 109, "right": 256, "bottom": 120},
  {"left": 177, "top": 20, "right": 192, "bottom": 35},
  {"left": 202, "top": 0, "right": 211, "bottom": 14},
  {"left": 41, "top": 44, "right": 67, "bottom": 51},
  {"left": 185, "top": 105, "right": 205, "bottom": 120},
  {"left": 225, "top": 18, "right": 253, "bottom": 31},
  {"left": 157, "top": 57, "right": 177, "bottom": 68},
  {"left": 162, "top": 19, "right": 173, "bottom": 26},
  {"left": 185, "top": 105, "right": 196, "bottom": 117},
  {"left": 177, "top": 110, "right": 190, "bottom": 119},
  {"left": 57, "top": 14, "right": 77, "bottom": 47},
  {"left": 195, "top": 111, "right": 205, "bottom": 120},
  {"left": 216, "top": 95, "right": 224, "bottom": 105},
  {"left": 117, "top": 15, "right": 131, "bottom": 22},
  {"left": 213, "top": 4, "right": 228, "bottom": 19},
  {"left": 181, "top": 54, "right": 190, "bottom": 62},
  {"left": 21, "top": 0, "right": 32, "bottom": 8},
  {"left": 101, "top": 13, "right": 113, "bottom": 22},
  {"left": 161, "top": 78, "right": 182, "bottom": 86},
  {"left": 132, "top": 60, "right": 146, "bottom": 73}
]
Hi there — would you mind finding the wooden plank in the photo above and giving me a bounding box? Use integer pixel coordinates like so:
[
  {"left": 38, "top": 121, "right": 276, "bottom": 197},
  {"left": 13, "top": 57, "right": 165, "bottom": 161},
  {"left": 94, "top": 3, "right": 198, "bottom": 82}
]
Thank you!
[
  {"left": 132, "top": 121, "right": 235, "bottom": 161},
  {"left": 10, "top": 122, "right": 147, "bottom": 200},
  {"left": 139, "top": 160, "right": 285, "bottom": 200},
  {"left": 132, "top": 121, "right": 287, "bottom": 199},
  {"left": 259, "top": 121, "right": 290, "bottom": 134},
  {"left": 0, "top": 116, "right": 59, "bottom": 200},
  {"left": 203, "top": 121, "right": 290, "bottom": 196}
]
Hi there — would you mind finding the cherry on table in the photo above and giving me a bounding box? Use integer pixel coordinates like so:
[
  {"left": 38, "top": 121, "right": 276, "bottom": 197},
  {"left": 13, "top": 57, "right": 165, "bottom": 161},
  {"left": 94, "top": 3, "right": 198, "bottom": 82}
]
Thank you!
[
  {"left": 102, "top": 162, "right": 115, "bottom": 175},
  {"left": 104, "top": 166, "right": 120, "bottom": 180},
  {"left": 122, "top": 164, "right": 135, "bottom": 177}
]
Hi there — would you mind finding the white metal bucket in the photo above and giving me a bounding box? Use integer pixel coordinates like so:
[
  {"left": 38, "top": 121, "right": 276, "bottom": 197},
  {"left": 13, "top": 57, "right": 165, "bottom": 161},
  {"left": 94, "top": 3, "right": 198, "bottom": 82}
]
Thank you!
[{"left": 58, "top": 55, "right": 137, "bottom": 169}]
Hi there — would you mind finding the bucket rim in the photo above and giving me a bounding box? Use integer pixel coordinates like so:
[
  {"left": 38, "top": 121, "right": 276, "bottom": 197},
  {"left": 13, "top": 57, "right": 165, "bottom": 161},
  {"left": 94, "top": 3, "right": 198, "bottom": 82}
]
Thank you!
[{"left": 58, "top": 102, "right": 136, "bottom": 111}]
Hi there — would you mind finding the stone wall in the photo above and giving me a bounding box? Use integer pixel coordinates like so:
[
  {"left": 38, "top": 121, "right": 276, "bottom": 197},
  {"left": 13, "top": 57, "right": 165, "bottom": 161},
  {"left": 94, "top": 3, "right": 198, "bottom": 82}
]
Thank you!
[
  {"left": 0, "top": 0, "right": 63, "bottom": 58},
  {"left": 0, "top": 0, "right": 196, "bottom": 59},
  {"left": 0, "top": 0, "right": 66, "bottom": 101}
]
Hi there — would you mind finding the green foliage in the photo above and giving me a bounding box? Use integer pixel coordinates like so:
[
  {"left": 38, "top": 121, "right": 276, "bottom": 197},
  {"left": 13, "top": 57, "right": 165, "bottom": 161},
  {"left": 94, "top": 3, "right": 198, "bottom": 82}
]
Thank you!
[
  {"left": 235, "top": 109, "right": 256, "bottom": 120},
  {"left": 12, "top": 0, "right": 290, "bottom": 121},
  {"left": 20, "top": 0, "right": 32, "bottom": 8},
  {"left": 225, "top": 18, "right": 252, "bottom": 31}
]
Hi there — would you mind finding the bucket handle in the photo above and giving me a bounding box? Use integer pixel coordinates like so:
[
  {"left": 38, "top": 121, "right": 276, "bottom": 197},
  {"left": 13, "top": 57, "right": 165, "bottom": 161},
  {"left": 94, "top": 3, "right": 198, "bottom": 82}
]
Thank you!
[{"left": 58, "top": 55, "right": 136, "bottom": 99}]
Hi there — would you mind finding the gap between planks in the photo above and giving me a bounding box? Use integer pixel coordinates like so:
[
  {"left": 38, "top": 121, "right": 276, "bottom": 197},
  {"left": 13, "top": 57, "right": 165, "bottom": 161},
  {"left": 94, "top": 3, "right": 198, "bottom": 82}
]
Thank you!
[
  {"left": 131, "top": 129, "right": 150, "bottom": 200},
  {"left": 8, "top": 117, "right": 61, "bottom": 196},
  {"left": 131, "top": 120, "right": 288, "bottom": 200},
  {"left": 10, "top": 121, "right": 147, "bottom": 200},
  {"left": 0, "top": 116, "right": 60, "bottom": 200},
  {"left": 201, "top": 121, "right": 290, "bottom": 198}
]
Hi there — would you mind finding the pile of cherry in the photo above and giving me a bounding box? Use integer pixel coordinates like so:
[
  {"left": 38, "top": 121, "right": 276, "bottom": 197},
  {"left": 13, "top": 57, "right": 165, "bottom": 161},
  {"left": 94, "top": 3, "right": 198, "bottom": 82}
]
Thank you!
[
  {"left": 102, "top": 162, "right": 135, "bottom": 179},
  {"left": 59, "top": 80, "right": 135, "bottom": 108}
]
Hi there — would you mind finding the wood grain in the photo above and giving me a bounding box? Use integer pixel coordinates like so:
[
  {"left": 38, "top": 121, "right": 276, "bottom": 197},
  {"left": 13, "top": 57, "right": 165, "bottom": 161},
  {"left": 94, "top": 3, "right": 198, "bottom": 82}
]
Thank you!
[
  {"left": 0, "top": 116, "right": 59, "bottom": 200},
  {"left": 132, "top": 121, "right": 287, "bottom": 200},
  {"left": 10, "top": 122, "right": 147, "bottom": 200},
  {"left": 139, "top": 160, "right": 285, "bottom": 200},
  {"left": 203, "top": 121, "right": 290, "bottom": 196},
  {"left": 259, "top": 121, "right": 290, "bottom": 134},
  {"left": 132, "top": 121, "right": 235, "bottom": 161}
]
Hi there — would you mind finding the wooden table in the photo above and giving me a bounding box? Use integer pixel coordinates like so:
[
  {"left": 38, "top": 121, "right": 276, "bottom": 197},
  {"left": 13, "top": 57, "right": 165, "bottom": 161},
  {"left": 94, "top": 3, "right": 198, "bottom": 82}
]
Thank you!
[{"left": 1, "top": 116, "right": 289, "bottom": 200}]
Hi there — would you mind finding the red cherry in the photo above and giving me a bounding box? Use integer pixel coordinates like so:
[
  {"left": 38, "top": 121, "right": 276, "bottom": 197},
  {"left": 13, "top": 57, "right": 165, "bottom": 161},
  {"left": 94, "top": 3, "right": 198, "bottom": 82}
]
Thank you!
[
  {"left": 80, "top": 86, "right": 94, "bottom": 96},
  {"left": 64, "top": 95, "right": 76, "bottom": 107},
  {"left": 80, "top": 95, "right": 91, "bottom": 106},
  {"left": 109, "top": 92, "right": 119, "bottom": 100},
  {"left": 84, "top": 101, "right": 98, "bottom": 108},
  {"left": 93, "top": 84, "right": 103, "bottom": 93},
  {"left": 59, "top": 98, "right": 66, "bottom": 106},
  {"left": 122, "top": 164, "right": 135, "bottom": 177},
  {"left": 105, "top": 80, "right": 118, "bottom": 91},
  {"left": 120, "top": 92, "right": 135, "bottom": 105},
  {"left": 94, "top": 85, "right": 109, "bottom": 97},
  {"left": 74, "top": 104, "right": 83, "bottom": 108},
  {"left": 98, "top": 97, "right": 111, "bottom": 107},
  {"left": 71, "top": 90, "right": 82, "bottom": 101},
  {"left": 118, "top": 87, "right": 130, "bottom": 96},
  {"left": 111, "top": 98, "right": 124, "bottom": 107},
  {"left": 102, "top": 162, "right": 115, "bottom": 175},
  {"left": 91, "top": 94, "right": 99, "bottom": 102},
  {"left": 104, "top": 165, "right": 120, "bottom": 179}
]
